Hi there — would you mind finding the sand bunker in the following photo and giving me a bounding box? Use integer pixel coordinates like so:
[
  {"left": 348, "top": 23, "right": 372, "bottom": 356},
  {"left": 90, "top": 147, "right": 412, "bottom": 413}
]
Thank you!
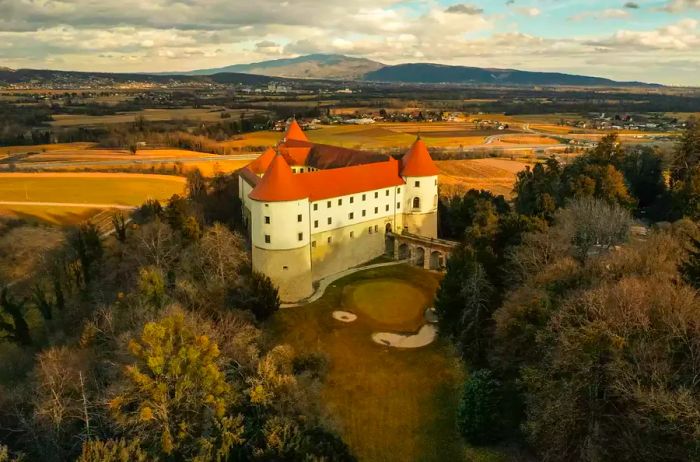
[
  {"left": 332, "top": 311, "right": 358, "bottom": 323},
  {"left": 372, "top": 325, "right": 437, "bottom": 349}
]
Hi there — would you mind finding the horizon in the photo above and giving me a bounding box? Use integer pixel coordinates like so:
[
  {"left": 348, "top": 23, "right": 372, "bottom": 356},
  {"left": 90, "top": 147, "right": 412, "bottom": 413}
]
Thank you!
[{"left": 1, "top": 1, "right": 699, "bottom": 86}]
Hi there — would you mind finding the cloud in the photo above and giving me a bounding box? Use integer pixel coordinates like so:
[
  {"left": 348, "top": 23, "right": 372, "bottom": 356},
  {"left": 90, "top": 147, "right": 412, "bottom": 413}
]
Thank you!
[
  {"left": 570, "top": 8, "right": 630, "bottom": 21},
  {"left": 589, "top": 19, "right": 699, "bottom": 50},
  {"left": 515, "top": 7, "right": 541, "bottom": 17},
  {"left": 660, "top": 0, "right": 700, "bottom": 12},
  {"left": 445, "top": 4, "right": 484, "bottom": 15}
]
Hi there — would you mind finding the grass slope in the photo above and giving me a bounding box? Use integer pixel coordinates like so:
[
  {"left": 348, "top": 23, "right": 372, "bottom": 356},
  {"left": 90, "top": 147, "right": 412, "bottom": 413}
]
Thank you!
[{"left": 267, "top": 264, "right": 472, "bottom": 461}]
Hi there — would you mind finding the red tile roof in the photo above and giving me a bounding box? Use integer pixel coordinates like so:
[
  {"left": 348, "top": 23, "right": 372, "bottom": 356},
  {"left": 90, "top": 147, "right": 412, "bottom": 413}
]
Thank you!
[
  {"left": 249, "top": 154, "right": 308, "bottom": 202},
  {"left": 285, "top": 119, "right": 308, "bottom": 142},
  {"left": 247, "top": 147, "right": 276, "bottom": 174},
  {"left": 401, "top": 138, "right": 439, "bottom": 177},
  {"left": 296, "top": 157, "right": 404, "bottom": 201}
]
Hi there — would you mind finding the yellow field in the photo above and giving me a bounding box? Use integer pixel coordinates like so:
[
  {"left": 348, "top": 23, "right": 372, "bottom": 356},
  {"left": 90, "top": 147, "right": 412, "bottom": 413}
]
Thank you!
[
  {"left": 496, "top": 135, "right": 559, "bottom": 145},
  {"left": 437, "top": 158, "right": 530, "bottom": 198},
  {"left": 0, "top": 142, "right": 96, "bottom": 159},
  {"left": 0, "top": 172, "right": 186, "bottom": 224},
  {"left": 50, "top": 108, "right": 269, "bottom": 127}
]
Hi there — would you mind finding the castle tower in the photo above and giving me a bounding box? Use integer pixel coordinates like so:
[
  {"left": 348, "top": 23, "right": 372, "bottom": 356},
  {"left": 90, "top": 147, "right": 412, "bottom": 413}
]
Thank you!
[
  {"left": 248, "top": 153, "right": 313, "bottom": 302},
  {"left": 400, "top": 137, "right": 439, "bottom": 238},
  {"left": 285, "top": 119, "right": 309, "bottom": 142}
]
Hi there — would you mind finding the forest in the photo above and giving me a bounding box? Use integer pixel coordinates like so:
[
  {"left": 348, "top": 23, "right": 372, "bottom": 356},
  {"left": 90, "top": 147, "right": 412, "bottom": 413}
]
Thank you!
[{"left": 435, "top": 118, "right": 700, "bottom": 461}]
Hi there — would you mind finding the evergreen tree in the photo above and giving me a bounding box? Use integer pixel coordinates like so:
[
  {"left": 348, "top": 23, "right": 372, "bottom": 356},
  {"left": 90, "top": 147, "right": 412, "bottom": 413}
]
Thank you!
[{"left": 457, "top": 369, "right": 504, "bottom": 445}]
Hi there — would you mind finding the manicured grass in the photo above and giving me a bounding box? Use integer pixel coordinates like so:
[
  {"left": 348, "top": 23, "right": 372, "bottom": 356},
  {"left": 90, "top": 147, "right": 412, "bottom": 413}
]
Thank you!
[
  {"left": 267, "top": 264, "right": 473, "bottom": 462},
  {"left": 348, "top": 278, "right": 428, "bottom": 331},
  {"left": 0, "top": 173, "right": 186, "bottom": 205}
]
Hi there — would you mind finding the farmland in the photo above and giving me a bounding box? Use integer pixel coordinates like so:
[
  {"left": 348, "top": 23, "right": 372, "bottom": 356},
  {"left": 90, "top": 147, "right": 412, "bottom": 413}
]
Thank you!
[
  {"left": 50, "top": 107, "right": 270, "bottom": 127},
  {"left": 0, "top": 172, "right": 186, "bottom": 224},
  {"left": 437, "top": 158, "right": 531, "bottom": 198}
]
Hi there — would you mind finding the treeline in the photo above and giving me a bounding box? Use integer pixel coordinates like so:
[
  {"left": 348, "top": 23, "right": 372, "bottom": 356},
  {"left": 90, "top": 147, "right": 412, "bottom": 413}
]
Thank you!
[
  {"left": 0, "top": 172, "right": 354, "bottom": 461},
  {"left": 0, "top": 103, "right": 53, "bottom": 146},
  {"left": 436, "top": 119, "right": 700, "bottom": 461}
]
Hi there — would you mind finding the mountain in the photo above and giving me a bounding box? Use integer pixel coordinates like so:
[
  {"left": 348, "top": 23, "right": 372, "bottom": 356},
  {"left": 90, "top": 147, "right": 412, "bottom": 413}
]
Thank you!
[
  {"left": 364, "top": 63, "right": 654, "bottom": 87},
  {"left": 185, "top": 54, "right": 385, "bottom": 80}
]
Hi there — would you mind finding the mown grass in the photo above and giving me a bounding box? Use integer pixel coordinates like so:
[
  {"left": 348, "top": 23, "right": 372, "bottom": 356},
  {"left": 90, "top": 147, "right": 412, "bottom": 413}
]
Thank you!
[
  {"left": 267, "top": 264, "right": 478, "bottom": 462},
  {"left": 347, "top": 278, "right": 428, "bottom": 331}
]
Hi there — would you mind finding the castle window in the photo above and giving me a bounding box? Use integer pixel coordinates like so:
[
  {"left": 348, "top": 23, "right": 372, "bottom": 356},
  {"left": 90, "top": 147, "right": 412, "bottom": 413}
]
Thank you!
[
  {"left": 349, "top": 212, "right": 354, "bottom": 220},
  {"left": 327, "top": 201, "right": 331, "bottom": 208},
  {"left": 362, "top": 194, "right": 366, "bottom": 201},
  {"left": 374, "top": 207, "right": 378, "bottom": 214},
  {"left": 385, "top": 189, "right": 389, "bottom": 196},
  {"left": 264, "top": 216, "right": 270, "bottom": 224},
  {"left": 435, "top": 179, "right": 438, "bottom": 185},
  {"left": 312, "top": 241, "right": 316, "bottom": 248},
  {"left": 327, "top": 217, "right": 332, "bottom": 225},
  {"left": 362, "top": 210, "right": 366, "bottom": 217},
  {"left": 374, "top": 225, "right": 378, "bottom": 232},
  {"left": 297, "top": 214, "right": 302, "bottom": 222},
  {"left": 313, "top": 203, "right": 318, "bottom": 211},
  {"left": 415, "top": 181, "right": 420, "bottom": 187},
  {"left": 298, "top": 232, "right": 303, "bottom": 241},
  {"left": 385, "top": 204, "right": 389, "bottom": 212},
  {"left": 398, "top": 187, "right": 401, "bottom": 193},
  {"left": 327, "top": 236, "right": 332, "bottom": 244},
  {"left": 397, "top": 202, "right": 401, "bottom": 209},
  {"left": 350, "top": 231, "right": 355, "bottom": 238},
  {"left": 264, "top": 234, "right": 271, "bottom": 244},
  {"left": 413, "top": 197, "right": 421, "bottom": 209},
  {"left": 283, "top": 266, "right": 288, "bottom": 270},
  {"left": 368, "top": 226, "right": 373, "bottom": 234},
  {"left": 314, "top": 220, "right": 318, "bottom": 228},
  {"left": 338, "top": 198, "right": 343, "bottom": 206},
  {"left": 374, "top": 192, "right": 379, "bottom": 199},
  {"left": 350, "top": 197, "right": 354, "bottom": 204}
]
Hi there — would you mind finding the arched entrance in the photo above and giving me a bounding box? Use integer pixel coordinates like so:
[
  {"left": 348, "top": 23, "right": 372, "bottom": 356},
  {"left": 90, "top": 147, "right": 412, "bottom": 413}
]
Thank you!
[
  {"left": 398, "top": 243, "right": 410, "bottom": 260},
  {"left": 429, "top": 251, "right": 442, "bottom": 270},
  {"left": 414, "top": 247, "right": 425, "bottom": 267}
]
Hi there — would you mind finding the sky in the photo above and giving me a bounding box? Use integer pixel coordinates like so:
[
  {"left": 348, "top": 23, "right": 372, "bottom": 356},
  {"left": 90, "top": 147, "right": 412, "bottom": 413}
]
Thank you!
[{"left": 0, "top": 0, "right": 699, "bottom": 85}]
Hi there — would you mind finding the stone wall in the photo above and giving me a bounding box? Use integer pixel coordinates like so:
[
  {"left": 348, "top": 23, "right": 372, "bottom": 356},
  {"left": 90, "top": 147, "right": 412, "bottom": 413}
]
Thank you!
[{"left": 252, "top": 245, "right": 313, "bottom": 302}]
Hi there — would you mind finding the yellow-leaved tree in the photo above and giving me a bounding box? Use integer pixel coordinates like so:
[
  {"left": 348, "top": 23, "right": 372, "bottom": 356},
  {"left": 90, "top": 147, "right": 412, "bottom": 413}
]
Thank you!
[{"left": 109, "top": 309, "right": 244, "bottom": 461}]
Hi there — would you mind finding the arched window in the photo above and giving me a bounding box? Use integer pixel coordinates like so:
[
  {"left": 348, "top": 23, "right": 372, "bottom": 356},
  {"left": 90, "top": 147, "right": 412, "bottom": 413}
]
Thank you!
[{"left": 412, "top": 197, "right": 421, "bottom": 209}]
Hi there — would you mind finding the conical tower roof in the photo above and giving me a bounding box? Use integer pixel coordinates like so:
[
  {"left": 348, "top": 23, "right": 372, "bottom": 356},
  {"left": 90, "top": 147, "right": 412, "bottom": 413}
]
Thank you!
[
  {"left": 401, "top": 137, "right": 439, "bottom": 177},
  {"left": 285, "top": 119, "right": 308, "bottom": 142},
  {"left": 249, "top": 154, "right": 308, "bottom": 202},
  {"left": 247, "top": 147, "right": 276, "bottom": 174}
]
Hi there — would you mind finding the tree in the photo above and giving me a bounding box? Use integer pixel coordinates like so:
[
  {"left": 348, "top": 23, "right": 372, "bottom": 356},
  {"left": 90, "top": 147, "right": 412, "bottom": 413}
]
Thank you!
[
  {"left": 186, "top": 169, "right": 207, "bottom": 201},
  {"left": 620, "top": 147, "right": 666, "bottom": 210},
  {"left": 77, "top": 439, "right": 148, "bottom": 462},
  {"left": 670, "top": 117, "right": 700, "bottom": 188},
  {"left": 680, "top": 235, "right": 700, "bottom": 289},
  {"left": 68, "top": 223, "right": 103, "bottom": 287},
  {"left": 0, "top": 287, "right": 31, "bottom": 346},
  {"left": 457, "top": 370, "right": 504, "bottom": 445},
  {"left": 228, "top": 271, "right": 280, "bottom": 321},
  {"left": 109, "top": 310, "right": 244, "bottom": 461},
  {"left": 435, "top": 248, "right": 495, "bottom": 366},
  {"left": 513, "top": 157, "right": 561, "bottom": 220},
  {"left": 112, "top": 212, "right": 128, "bottom": 243}
]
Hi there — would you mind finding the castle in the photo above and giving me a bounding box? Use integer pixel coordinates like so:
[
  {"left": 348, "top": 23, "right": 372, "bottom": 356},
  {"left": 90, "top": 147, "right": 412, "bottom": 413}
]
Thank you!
[{"left": 237, "top": 120, "right": 439, "bottom": 302}]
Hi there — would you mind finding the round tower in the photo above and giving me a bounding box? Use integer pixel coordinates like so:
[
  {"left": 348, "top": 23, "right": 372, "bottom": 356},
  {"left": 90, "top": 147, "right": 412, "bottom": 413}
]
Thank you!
[
  {"left": 400, "top": 137, "right": 439, "bottom": 238},
  {"left": 248, "top": 153, "right": 313, "bottom": 302}
]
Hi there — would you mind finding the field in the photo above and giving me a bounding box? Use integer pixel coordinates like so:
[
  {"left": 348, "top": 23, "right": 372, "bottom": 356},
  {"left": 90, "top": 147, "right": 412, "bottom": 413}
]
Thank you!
[
  {"left": 268, "top": 264, "right": 492, "bottom": 462},
  {"left": 221, "top": 123, "right": 513, "bottom": 150},
  {"left": 50, "top": 107, "right": 269, "bottom": 127},
  {"left": 0, "top": 172, "right": 186, "bottom": 224},
  {"left": 437, "top": 158, "right": 531, "bottom": 198}
]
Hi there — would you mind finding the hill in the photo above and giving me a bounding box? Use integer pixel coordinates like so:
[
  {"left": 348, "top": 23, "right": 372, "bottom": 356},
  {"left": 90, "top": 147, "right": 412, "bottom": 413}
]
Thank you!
[
  {"left": 184, "top": 53, "right": 384, "bottom": 80},
  {"left": 364, "top": 63, "right": 655, "bottom": 87}
]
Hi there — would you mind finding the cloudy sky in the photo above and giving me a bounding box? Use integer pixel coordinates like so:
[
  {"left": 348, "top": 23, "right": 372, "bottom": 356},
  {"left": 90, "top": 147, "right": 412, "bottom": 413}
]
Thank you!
[{"left": 0, "top": 0, "right": 699, "bottom": 85}]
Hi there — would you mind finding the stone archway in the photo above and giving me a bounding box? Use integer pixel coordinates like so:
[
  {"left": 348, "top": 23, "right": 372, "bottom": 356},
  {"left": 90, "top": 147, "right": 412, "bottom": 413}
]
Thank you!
[
  {"left": 398, "top": 243, "right": 410, "bottom": 260},
  {"left": 429, "top": 251, "right": 442, "bottom": 270},
  {"left": 414, "top": 247, "right": 425, "bottom": 267}
]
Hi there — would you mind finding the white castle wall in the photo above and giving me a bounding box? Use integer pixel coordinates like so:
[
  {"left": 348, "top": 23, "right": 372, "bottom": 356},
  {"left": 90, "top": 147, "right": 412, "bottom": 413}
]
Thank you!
[{"left": 401, "top": 174, "right": 438, "bottom": 238}]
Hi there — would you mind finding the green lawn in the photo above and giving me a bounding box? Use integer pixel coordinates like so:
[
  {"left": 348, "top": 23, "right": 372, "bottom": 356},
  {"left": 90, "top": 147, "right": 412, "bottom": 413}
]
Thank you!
[
  {"left": 348, "top": 278, "right": 428, "bottom": 331},
  {"left": 267, "top": 264, "right": 470, "bottom": 462}
]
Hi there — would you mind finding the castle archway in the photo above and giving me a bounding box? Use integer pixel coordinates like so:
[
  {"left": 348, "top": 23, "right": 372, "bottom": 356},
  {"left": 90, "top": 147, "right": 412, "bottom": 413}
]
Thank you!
[
  {"left": 414, "top": 247, "right": 425, "bottom": 267},
  {"left": 429, "top": 251, "right": 442, "bottom": 270},
  {"left": 398, "top": 243, "right": 410, "bottom": 260}
]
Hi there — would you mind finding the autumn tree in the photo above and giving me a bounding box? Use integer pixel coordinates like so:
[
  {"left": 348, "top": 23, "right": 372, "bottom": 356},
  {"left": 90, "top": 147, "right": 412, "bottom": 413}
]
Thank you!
[
  {"left": 109, "top": 310, "right": 244, "bottom": 461},
  {"left": 0, "top": 287, "right": 31, "bottom": 346},
  {"left": 77, "top": 439, "right": 148, "bottom": 462}
]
